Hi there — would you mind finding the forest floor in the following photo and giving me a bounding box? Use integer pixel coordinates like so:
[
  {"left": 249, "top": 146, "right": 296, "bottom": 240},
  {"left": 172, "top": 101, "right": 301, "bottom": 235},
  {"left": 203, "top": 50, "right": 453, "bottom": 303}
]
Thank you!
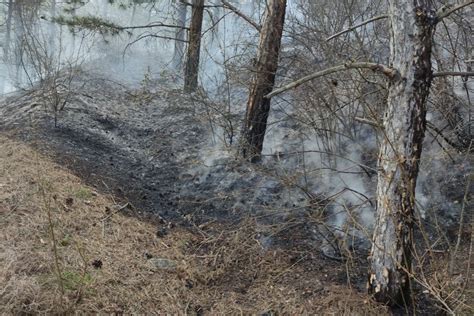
[{"left": 0, "top": 70, "right": 472, "bottom": 314}]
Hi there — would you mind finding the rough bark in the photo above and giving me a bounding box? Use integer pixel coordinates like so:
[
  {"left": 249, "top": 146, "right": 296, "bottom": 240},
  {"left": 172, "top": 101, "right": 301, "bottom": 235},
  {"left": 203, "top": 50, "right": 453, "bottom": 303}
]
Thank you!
[
  {"left": 240, "top": 0, "right": 287, "bottom": 162},
  {"left": 172, "top": 0, "right": 187, "bottom": 72},
  {"left": 183, "top": 0, "right": 204, "bottom": 92},
  {"left": 368, "top": 0, "right": 436, "bottom": 305}
]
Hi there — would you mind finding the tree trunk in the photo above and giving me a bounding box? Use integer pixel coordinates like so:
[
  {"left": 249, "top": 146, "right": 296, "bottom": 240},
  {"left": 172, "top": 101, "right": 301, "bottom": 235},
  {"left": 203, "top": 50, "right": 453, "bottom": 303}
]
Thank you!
[
  {"left": 240, "top": 0, "right": 286, "bottom": 162},
  {"left": 368, "top": 0, "right": 436, "bottom": 305},
  {"left": 48, "top": 0, "right": 56, "bottom": 54},
  {"left": 183, "top": 0, "right": 204, "bottom": 92},
  {"left": 172, "top": 0, "right": 187, "bottom": 72},
  {"left": 4, "top": 0, "right": 14, "bottom": 60}
]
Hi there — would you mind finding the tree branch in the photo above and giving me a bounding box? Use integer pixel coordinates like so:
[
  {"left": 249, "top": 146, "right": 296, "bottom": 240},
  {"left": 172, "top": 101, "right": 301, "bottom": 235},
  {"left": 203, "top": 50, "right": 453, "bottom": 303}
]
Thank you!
[
  {"left": 433, "top": 71, "right": 474, "bottom": 77},
  {"left": 326, "top": 15, "right": 388, "bottom": 41},
  {"left": 325, "top": 0, "right": 473, "bottom": 41},
  {"left": 220, "top": 0, "right": 261, "bottom": 31},
  {"left": 119, "top": 22, "right": 189, "bottom": 31},
  {"left": 265, "top": 62, "right": 397, "bottom": 99},
  {"left": 436, "top": 0, "right": 474, "bottom": 22}
]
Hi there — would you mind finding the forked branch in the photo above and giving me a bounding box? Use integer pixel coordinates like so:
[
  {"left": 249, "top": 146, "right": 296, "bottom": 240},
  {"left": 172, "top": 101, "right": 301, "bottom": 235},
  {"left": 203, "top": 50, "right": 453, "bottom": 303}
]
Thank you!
[{"left": 265, "top": 62, "right": 397, "bottom": 98}]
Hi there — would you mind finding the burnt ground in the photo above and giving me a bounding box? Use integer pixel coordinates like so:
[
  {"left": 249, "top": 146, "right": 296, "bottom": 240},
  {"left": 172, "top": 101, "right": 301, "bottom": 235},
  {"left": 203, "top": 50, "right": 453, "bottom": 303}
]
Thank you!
[
  {"left": 0, "top": 70, "right": 472, "bottom": 314},
  {"left": 1, "top": 73, "right": 211, "bottom": 221},
  {"left": 0, "top": 70, "right": 367, "bottom": 284}
]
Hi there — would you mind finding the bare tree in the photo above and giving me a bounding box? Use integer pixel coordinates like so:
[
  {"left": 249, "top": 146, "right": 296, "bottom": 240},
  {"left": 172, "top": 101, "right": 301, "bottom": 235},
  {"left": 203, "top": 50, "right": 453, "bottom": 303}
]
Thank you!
[
  {"left": 367, "top": 0, "right": 437, "bottom": 305},
  {"left": 240, "top": 0, "right": 287, "bottom": 162},
  {"left": 264, "top": 0, "right": 473, "bottom": 306},
  {"left": 184, "top": 0, "right": 204, "bottom": 92},
  {"left": 368, "top": 0, "right": 474, "bottom": 305}
]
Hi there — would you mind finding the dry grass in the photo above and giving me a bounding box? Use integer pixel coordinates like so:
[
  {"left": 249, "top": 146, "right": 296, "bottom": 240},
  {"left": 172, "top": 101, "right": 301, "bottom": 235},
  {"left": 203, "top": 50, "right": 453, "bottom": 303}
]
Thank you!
[{"left": 1, "top": 134, "right": 470, "bottom": 314}]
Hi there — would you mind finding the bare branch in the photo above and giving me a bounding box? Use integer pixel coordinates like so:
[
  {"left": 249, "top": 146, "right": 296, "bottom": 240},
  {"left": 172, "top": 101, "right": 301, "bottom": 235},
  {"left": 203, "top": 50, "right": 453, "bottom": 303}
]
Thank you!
[
  {"left": 325, "top": 0, "right": 473, "bottom": 41},
  {"left": 265, "top": 62, "right": 397, "bottom": 99},
  {"left": 433, "top": 71, "right": 474, "bottom": 77},
  {"left": 119, "top": 22, "right": 189, "bottom": 31},
  {"left": 326, "top": 15, "right": 388, "bottom": 41},
  {"left": 436, "top": 0, "right": 474, "bottom": 22},
  {"left": 355, "top": 117, "right": 382, "bottom": 128},
  {"left": 221, "top": 0, "right": 261, "bottom": 31}
]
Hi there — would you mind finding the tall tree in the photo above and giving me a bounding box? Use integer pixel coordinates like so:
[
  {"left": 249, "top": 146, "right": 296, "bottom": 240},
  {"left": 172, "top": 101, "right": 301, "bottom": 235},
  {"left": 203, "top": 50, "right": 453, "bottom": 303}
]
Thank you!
[
  {"left": 367, "top": 0, "right": 436, "bottom": 305},
  {"left": 183, "top": 0, "right": 204, "bottom": 92},
  {"left": 240, "top": 0, "right": 287, "bottom": 162}
]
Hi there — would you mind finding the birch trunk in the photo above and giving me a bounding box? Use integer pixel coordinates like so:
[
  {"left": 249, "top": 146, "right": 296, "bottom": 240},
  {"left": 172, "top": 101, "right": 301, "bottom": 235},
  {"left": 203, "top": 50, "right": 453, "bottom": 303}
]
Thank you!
[
  {"left": 184, "top": 0, "right": 204, "bottom": 92},
  {"left": 368, "top": 0, "right": 436, "bottom": 305},
  {"left": 240, "top": 0, "right": 286, "bottom": 162}
]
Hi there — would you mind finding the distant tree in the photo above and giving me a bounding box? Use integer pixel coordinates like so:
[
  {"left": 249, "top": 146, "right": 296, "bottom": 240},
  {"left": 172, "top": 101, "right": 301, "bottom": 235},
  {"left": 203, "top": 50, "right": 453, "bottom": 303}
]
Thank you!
[
  {"left": 183, "top": 0, "right": 204, "bottom": 92},
  {"left": 171, "top": 0, "right": 187, "bottom": 72},
  {"left": 3, "top": 0, "right": 14, "bottom": 60}
]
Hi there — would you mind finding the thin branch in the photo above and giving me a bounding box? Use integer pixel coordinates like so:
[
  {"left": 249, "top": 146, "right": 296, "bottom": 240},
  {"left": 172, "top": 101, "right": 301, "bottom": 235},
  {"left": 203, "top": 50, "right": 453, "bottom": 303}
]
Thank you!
[
  {"left": 265, "top": 62, "right": 397, "bottom": 99},
  {"left": 119, "top": 22, "right": 189, "bottom": 31},
  {"left": 433, "top": 71, "right": 474, "bottom": 77},
  {"left": 355, "top": 117, "right": 382, "bottom": 128},
  {"left": 326, "top": 14, "right": 388, "bottom": 41},
  {"left": 221, "top": 0, "right": 261, "bottom": 32},
  {"left": 436, "top": 0, "right": 474, "bottom": 22}
]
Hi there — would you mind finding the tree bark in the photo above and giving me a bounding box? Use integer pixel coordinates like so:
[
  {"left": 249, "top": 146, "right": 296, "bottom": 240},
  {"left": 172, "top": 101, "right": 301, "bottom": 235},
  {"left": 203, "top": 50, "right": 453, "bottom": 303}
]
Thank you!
[
  {"left": 368, "top": 0, "right": 436, "bottom": 305},
  {"left": 183, "top": 0, "right": 204, "bottom": 92},
  {"left": 172, "top": 0, "right": 187, "bottom": 72},
  {"left": 240, "top": 0, "right": 287, "bottom": 162}
]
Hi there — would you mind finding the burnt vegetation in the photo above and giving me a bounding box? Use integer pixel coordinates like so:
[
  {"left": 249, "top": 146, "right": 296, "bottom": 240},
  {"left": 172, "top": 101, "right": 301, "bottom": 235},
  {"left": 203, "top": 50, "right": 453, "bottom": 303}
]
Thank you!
[{"left": 0, "top": 0, "right": 472, "bottom": 314}]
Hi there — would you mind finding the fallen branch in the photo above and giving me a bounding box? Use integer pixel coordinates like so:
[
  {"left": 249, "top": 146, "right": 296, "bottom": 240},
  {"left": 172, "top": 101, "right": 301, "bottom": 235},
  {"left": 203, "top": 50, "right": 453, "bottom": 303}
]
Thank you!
[
  {"left": 221, "top": 0, "right": 261, "bottom": 31},
  {"left": 265, "top": 62, "right": 397, "bottom": 98},
  {"left": 326, "top": 15, "right": 388, "bottom": 41}
]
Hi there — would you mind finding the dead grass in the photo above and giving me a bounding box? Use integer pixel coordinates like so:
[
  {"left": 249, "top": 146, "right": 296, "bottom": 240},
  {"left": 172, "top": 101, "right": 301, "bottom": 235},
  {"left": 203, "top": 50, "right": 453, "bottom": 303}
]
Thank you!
[{"left": 0, "top": 134, "right": 470, "bottom": 314}]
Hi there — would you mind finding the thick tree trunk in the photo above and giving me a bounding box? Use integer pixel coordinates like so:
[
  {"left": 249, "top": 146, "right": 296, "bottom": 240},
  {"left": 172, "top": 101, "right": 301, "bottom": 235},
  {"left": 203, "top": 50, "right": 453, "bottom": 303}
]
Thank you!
[
  {"left": 240, "top": 0, "right": 286, "bottom": 162},
  {"left": 184, "top": 0, "right": 204, "bottom": 92},
  {"left": 368, "top": 0, "right": 436, "bottom": 305},
  {"left": 172, "top": 0, "right": 187, "bottom": 72}
]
